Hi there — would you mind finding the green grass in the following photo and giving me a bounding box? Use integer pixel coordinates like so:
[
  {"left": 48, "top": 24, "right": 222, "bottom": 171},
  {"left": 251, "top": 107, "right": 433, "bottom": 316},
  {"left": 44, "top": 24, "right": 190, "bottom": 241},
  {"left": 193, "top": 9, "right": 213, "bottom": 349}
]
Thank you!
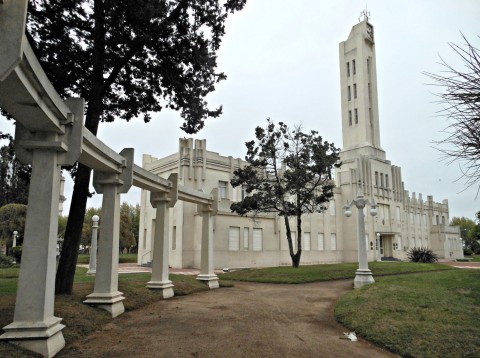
[
  {"left": 218, "top": 262, "right": 453, "bottom": 284},
  {"left": 77, "top": 253, "right": 138, "bottom": 264},
  {"left": 335, "top": 269, "right": 480, "bottom": 357}
]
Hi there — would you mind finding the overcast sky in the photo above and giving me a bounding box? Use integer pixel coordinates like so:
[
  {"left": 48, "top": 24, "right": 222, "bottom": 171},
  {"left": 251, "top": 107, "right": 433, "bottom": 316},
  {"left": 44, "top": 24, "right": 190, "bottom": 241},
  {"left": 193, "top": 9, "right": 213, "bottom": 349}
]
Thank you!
[{"left": 1, "top": 0, "right": 479, "bottom": 220}]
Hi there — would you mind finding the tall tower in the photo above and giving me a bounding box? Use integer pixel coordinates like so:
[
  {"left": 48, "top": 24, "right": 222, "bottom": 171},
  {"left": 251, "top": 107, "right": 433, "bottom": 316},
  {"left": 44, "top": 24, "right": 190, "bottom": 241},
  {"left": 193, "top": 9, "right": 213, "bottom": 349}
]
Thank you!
[{"left": 339, "top": 15, "right": 385, "bottom": 161}]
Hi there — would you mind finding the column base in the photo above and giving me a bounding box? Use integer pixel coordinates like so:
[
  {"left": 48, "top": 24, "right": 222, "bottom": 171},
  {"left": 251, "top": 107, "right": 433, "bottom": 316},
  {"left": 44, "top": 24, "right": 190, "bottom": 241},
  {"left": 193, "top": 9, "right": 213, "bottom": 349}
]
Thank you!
[
  {"left": 354, "top": 269, "right": 375, "bottom": 289},
  {"left": 86, "top": 269, "right": 96, "bottom": 275},
  {"left": 146, "top": 280, "right": 174, "bottom": 299},
  {"left": 83, "top": 291, "right": 125, "bottom": 318},
  {"left": 197, "top": 274, "right": 219, "bottom": 289},
  {"left": 0, "top": 316, "right": 65, "bottom": 357}
]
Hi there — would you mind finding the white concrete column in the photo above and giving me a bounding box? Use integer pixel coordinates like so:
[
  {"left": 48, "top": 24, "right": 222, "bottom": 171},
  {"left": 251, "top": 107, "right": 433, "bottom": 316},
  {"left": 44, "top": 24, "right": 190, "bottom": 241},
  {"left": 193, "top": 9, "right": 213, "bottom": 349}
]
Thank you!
[
  {"left": 146, "top": 194, "right": 174, "bottom": 298},
  {"left": 84, "top": 182, "right": 125, "bottom": 317},
  {"left": 0, "top": 149, "right": 65, "bottom": 357},
  {"left": 87, "top": 215, "right": 100, "bottom": 275},
  {"left": 197, "top": 204, "right": 219, "bottom": 289},
  {"left": 12, "top": 231, "right": 18, "bottom": 248},
  {"left": 353, "top": 198, "right": 375, "bottom": 289}
]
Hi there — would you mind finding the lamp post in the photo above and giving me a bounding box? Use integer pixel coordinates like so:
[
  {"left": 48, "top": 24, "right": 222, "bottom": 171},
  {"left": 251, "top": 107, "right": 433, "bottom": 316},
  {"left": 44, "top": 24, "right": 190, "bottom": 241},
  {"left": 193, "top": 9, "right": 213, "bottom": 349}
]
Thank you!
[
  {"left": 12, "top": 231, "right": 18, "bottom": 248},
  {"left": 344, "top": 186, "right": 377, "bottom": 288},
  {"left": 376, "top": 232, "right": 381, "bottom": 261},
  {"left": 87, "top": 215, "right": 100, "bottom": 275}
]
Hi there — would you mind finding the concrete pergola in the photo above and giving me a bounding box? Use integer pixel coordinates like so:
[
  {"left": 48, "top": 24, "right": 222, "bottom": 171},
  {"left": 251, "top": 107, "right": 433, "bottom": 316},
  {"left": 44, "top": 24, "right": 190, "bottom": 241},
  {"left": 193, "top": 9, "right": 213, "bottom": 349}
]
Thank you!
[{"left": 0, "top": 2, "right": 219, "bottom": 356}]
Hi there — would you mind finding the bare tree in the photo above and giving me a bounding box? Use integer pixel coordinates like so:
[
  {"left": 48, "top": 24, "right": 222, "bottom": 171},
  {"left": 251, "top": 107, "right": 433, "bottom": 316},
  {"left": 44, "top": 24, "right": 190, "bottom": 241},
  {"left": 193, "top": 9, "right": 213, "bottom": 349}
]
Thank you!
[{"left": 424, "top": 34, "right": 480, "bottom": 192}]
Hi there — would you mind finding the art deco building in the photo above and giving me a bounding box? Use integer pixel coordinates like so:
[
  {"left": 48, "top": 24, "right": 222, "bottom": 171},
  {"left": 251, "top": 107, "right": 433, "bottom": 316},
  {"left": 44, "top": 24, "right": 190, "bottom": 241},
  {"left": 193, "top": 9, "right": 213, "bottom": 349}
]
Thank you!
[{"left": 138, "top": 18, "right": 462, "bottom": 269}]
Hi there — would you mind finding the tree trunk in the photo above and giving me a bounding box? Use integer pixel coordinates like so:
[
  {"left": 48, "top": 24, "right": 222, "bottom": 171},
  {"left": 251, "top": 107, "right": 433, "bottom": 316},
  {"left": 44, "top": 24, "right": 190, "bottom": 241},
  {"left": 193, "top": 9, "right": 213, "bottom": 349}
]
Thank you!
[
  {"left": 291, "top": 252, "right": 301, "bottom": 268},
  {"left": 55, "top": 163, "right": 92, "bottom": 294}
]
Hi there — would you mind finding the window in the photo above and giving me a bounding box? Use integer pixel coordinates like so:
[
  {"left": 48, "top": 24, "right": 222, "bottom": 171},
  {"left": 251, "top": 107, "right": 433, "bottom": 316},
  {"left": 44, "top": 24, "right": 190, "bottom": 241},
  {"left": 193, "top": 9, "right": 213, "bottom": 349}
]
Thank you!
[
  {"left": 368, "top": 83, "right": 371, "bottom": 99},
  {"left": 241, "top": 185, "right": 247, "bottom": 200},
  {"left": 317, "top": 233, "right": 324, "bottom": 251},
  {"left": 436, "top": 215, "right": 439, "bottom": 225},
  {"left": 253, "top": 228, "right": 263, "bottom": 251},
  {"left": 352, "top": 59, "right": 356, "bottom": 75},
  {"left": 375, "top": 171, "right": 379, "bottom": 186},
  {"left": 354, "top": 108, "right": 358, "bottom": 124},
  {"left": 442, "top": 216, "right": 445, "bottom": 225},
  {"left": 330, "top": 234, "right": 337, "bottom": 250},
  {"left": 367, "top": 58, "right": 370, "bottom": 74},
  {"left": 349, "top": 110, "right": 352, "bottom": 126},
  {"left": 348, "top": 86, "right": 351, "bottom": 101},
  {"left": 304, "top": 232, "right": 311, "bottom": 251},
  {"left": 353, "top": 84, "right": 357, "bottom": 98},
  {"left": 243, "top": 227, "right": 249, "bottom": 250},
  {"left": 143, "top": 228, "right": 147, "bottom": 249},
  {"left": 385, "top": 174, "right": 389, "bottom": 188},
  {"left": 347, "top": 62, "right": 350, "bottom": 77},
  {"left": 219, "top": 181, "right": 228, "bottom": 199},
  {"left": 228, "top": 227, "right": 240, "bottom": 251},
  {"left": 380, "top": 173, "right": 384, "bottom": 187}
]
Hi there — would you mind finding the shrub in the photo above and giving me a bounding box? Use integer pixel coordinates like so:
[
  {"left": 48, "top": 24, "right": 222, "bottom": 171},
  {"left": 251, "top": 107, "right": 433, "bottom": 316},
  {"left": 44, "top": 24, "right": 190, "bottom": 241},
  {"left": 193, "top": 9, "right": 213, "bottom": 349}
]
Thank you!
[
  {"left": 0, "top": 253, "right": 14, "bottom": 268},
  {"left": 464, "top": 248, "right": 474, "bottom": 256},
  {"left": 11, "top": 246, "right": 22, "bottom": 263},
  {"left": 407, "top": 247, "right": 438, "bottom": 263}
]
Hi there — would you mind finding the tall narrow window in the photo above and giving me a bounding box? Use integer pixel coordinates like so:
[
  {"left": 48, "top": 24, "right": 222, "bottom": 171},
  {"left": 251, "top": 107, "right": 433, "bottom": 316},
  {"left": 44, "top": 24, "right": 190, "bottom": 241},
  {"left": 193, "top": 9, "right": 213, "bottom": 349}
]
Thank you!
[
  {"left": 228, "top": 227, "right": 240, "bottom": 251},
  {"left": 330, "top": 234, "right": 337, "bottom": 251},
  {"left": 367, "top": 58, "right": 370, "bottom": 74},
  {"left": 385, "top": 174, "right": 389, "bottom": 188},
  {"left": 380, "top": 173, "right": 384, "bottom": 187},
  {"left": 348, "top": 86, "right": 351, "bottom": 101},
  {"left": 172, "top": 226, "right": 177, "bottom": 250},
  {"left": 354, "top": 108, "right": 358, "bottom": 124},
  {"left": 353, "top": 84, "right": 357, "bottom": 98},
  {"left": 304, "top": 233, "right": 311, "bottom": 251},
  {"left": 253, "top": 228, "right": 263, "bottom": 251},
  {"left": 219, "top": 180, "right": 227, "bottom": 199},
  {"left": 243, "top": 227, "right": 249, "bottom": 250},
  {"left": 241, "top": 185, "right": 247, "bottom": 200},
  {"left": 347, "top": 62, "right": 350, "bottom": 77},
  {"left": 352, "top": 59, "right": 356, "bottom": 75},
  {"left": 349, "top": 110, "right": 352, "bottom": 126},
  {"left": 375, "top": 171, "right": 379, "bottom": 186},
  {"left": 317, "top": 233, "right": 324, "bottom": 251},
  {"left": 368, "top": 83, "right": 371, "bottom": 99}
]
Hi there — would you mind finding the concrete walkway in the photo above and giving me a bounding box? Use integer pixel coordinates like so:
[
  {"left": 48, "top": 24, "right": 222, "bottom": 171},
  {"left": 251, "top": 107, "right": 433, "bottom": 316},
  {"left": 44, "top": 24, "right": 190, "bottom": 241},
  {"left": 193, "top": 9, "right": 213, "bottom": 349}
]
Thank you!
[{"left": 60, "top": 280, "right": 399, "bottom": 358}]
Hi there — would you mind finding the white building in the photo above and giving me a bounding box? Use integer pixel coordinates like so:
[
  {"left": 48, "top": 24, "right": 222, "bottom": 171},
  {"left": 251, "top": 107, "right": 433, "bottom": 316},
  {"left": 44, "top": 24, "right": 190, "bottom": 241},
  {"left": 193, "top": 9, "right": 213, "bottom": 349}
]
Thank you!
[{"left": 138, "top": 18, "right": 462, "bottom": 269}]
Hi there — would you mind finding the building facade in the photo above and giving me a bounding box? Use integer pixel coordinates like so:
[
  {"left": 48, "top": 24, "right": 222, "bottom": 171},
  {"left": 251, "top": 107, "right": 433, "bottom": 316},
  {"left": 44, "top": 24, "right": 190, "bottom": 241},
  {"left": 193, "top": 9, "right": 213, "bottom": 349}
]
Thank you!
[{"left": 138, "top": 19, "right": 462, "bottom": 269}]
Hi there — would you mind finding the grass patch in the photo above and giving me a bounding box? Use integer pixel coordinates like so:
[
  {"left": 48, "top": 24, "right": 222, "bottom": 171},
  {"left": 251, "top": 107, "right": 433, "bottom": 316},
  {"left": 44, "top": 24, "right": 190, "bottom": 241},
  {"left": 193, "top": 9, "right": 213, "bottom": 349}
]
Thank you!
[
  {"left": 77, "top": 253, "right": 138, "bottom": 264},
  {"left": 218, "top": 262, "right": 453, "bottom": 284},
  {"left": 335, "top": 269, "right": 480, "bottom": 357}
]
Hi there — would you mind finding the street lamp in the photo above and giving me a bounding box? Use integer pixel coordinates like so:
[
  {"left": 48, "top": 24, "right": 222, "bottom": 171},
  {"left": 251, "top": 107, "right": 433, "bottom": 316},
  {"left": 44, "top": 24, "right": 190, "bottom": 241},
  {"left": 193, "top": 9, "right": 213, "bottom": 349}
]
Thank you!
[
  {"left": 87, "top": 215, "right": 100, "bottom": 275},
  {"left": 344, "top": 185, "right": 377, "bottom": 288},
  {"left": 12, "top": 231, "right": 18, "bottom": 248}
]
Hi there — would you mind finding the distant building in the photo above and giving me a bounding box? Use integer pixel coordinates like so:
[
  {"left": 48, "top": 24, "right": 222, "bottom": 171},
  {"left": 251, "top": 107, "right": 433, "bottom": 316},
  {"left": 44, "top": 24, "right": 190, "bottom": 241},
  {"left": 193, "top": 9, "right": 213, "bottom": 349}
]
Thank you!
[{"left": 138, "top": 18, "right": 462, "bottom": 269}]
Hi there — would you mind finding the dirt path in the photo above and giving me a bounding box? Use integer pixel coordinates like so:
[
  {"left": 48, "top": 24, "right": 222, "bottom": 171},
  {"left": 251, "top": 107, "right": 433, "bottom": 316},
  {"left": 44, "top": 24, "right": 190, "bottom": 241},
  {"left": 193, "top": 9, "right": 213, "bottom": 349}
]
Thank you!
[{"left": 60, "top": 280, "right": 398, "bottom": 358}]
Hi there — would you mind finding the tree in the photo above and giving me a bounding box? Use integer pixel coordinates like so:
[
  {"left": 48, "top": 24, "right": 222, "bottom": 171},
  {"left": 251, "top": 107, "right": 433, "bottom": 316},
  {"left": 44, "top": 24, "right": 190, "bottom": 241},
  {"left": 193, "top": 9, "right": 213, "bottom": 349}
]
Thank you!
[
  {"left": 424, "top": 35, "right": 480, "bottom": 193},
  {"left": 230, "top": 120, "right": 341, "bottom": 267},
  {"left": 0, "top": 204, "right": 27, "bottom": 254},
  {"left": 0, "top": 133, "right": 31, "bottom": 207},
  {"left": 450, "top": 216, "right": 478, "bottom": 252},
  {"left": 24, "top": 0, "right": 247, "bottom": 294},
  {"left": 119, "top": 202, "right": 137, "bottom": 252}
]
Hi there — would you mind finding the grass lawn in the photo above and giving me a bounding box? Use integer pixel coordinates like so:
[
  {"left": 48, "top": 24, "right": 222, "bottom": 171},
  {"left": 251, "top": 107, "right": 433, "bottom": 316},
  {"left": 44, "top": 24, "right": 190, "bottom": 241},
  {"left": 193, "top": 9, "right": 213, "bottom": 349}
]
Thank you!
[
  {"left": 335, "top": 269, "right": 480, "bottom": 357},
  {"left": 77, "top": 252, "right": 138, "bottom": 264},
  {"left": 218, "top": 261, "right": 453, "bottom": 284}
]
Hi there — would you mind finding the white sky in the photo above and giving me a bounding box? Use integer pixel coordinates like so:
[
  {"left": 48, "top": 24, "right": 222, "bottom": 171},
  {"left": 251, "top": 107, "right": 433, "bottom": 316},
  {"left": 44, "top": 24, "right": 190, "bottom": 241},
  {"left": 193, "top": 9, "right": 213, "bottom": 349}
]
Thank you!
[{"left": 1, "top": 0, "right": 479, "bottom": 220}]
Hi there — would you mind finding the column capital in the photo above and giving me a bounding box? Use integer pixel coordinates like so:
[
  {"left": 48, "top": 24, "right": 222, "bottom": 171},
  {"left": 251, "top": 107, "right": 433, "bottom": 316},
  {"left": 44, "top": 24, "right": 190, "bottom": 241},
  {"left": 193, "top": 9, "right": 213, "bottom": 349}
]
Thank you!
[
  {"left": 93, "top": 148, "right": 134, "bottom": 194},
  {"left": 150, "top": 191, "right": 171, "bottom": 207},
  {"left": 14, "top": 97, "right": 85, "bottom": 166}
]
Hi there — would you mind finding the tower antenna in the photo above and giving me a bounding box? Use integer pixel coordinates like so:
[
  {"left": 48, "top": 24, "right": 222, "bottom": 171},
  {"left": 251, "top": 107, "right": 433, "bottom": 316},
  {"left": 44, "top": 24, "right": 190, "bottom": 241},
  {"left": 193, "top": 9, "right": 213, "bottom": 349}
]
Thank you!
[{"left": 359, "top": 5, "right": 371, "bottom": 22}]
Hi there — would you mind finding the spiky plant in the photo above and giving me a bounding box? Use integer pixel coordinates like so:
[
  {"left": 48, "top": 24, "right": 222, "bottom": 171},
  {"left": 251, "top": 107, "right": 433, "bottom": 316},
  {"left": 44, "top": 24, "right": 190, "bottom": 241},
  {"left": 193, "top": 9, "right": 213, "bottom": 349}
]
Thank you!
[{"left": 407, "top": 247, "right": 438, "bottom": 263}]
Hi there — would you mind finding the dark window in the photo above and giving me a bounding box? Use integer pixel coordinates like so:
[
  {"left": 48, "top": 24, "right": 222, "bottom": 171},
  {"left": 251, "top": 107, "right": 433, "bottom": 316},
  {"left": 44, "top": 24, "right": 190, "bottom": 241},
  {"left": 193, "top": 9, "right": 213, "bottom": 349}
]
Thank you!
[
  {"left": 375, "top": 171, "right": 379, "bottom": 186},
  {"left": 368, "top": 83, "right": 371, "bottom": 99},
  {"left": 354, "top": 108, "right": 358, "bottom": 124},
  {"left": 352, "top": 59, "right": 356, "bottom": 75},
  {"left": 353, "top": 84, "right": 357, "bottom": 99},
  {"left": 348, "top": 86, "right": 351, "bottom": 101},
  {"left": 367, "top": 58, "right": 370, "bottom": 74},
  {"left": 347, "top": 62, "right": 350, "bottom": 77},
  {"left": 349, "top": 110, "right": 352, "bottom": 126}
]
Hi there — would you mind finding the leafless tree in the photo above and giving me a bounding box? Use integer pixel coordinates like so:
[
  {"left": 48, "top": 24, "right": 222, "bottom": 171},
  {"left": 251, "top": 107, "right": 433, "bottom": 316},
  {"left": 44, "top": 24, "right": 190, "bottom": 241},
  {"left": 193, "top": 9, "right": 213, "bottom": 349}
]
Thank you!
[{"left": 424, "top": 34, "right": 480, "bottom": 193}]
